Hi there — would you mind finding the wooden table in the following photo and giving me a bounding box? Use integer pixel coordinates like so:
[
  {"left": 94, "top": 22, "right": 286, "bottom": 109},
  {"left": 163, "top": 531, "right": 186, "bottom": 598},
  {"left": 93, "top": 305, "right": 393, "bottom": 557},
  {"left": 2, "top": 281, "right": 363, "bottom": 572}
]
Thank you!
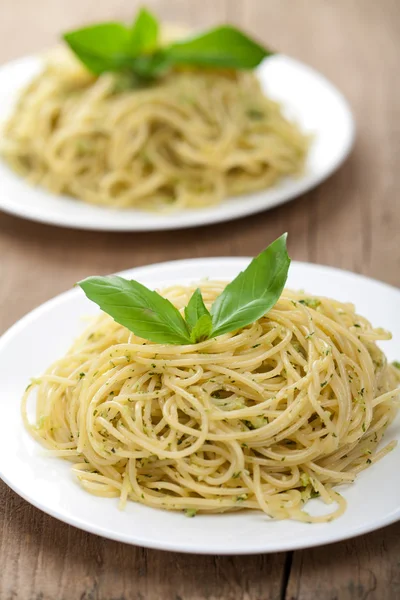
[{"left": 1, "top": 1, "right": 399, "bottom": 598}]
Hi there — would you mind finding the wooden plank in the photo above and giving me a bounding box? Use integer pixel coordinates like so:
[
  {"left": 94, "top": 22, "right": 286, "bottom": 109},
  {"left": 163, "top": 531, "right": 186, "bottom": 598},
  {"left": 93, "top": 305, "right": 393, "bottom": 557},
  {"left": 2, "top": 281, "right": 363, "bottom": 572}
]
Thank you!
[
  {"left": 0, "top": 485, "right": 286, "bottom": 600},
  {"left": 285, "top": 523, "right": 400, "bottom": 600}
]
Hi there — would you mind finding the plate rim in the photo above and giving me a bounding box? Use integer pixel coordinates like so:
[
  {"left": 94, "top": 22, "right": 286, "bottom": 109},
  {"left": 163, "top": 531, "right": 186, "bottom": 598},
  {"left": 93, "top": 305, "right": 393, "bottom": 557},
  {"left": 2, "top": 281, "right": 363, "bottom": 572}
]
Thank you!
[
  {"left": 0, "top": 257, "right": 399, "bottom": 554},
  {"left": 2, "top": 257, "right": 400, "bottom": 346},
  {"left": 0, "top": 53, "right": 355, "bottom": 232}
]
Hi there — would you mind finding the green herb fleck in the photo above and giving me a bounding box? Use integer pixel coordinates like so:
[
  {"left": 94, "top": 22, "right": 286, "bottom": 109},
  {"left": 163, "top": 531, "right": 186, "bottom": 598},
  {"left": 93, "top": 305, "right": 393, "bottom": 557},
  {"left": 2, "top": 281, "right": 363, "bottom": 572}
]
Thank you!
[
  {"left": 299, "top": 298, "right": 321, "bottom": 309},
  {"left": 236, "top": 494, "right": 248, "bottom": 502},
  {"left": 300, "top": 473, "right": 310, "bottom": 486},
  {"left": 247, "top": 108, "right": 264, "bottom": 120}
]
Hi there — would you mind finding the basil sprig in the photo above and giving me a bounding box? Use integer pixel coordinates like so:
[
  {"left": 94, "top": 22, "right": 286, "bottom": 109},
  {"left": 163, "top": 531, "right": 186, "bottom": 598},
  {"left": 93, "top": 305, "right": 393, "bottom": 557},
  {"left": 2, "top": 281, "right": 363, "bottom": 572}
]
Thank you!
[
  {"left": 63, "top": 8, "right": 272, "bottom": 79},
  {"left": 78, "top": 234, "right": 290, "bottom": 345}
]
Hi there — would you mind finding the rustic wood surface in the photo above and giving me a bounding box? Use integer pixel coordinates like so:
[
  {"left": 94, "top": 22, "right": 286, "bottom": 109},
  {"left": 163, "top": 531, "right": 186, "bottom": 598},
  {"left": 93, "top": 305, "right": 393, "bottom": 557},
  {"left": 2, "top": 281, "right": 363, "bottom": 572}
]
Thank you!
[{"left": 1, "top": 1, "right": 399, "bottom": 598}]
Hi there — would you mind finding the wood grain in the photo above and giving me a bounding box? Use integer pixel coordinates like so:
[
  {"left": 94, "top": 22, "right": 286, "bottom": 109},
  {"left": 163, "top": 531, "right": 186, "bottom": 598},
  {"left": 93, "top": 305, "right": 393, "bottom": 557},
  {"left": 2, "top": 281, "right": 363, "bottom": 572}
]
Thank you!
[{"left": 0, "top": 1, "right": 399, "bottom": 599}]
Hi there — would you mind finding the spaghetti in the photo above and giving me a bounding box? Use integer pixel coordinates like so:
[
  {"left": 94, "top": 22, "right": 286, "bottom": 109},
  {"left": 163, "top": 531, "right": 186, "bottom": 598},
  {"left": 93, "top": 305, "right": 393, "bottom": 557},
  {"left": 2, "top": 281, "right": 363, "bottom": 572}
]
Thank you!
[
  {"left": 22, "top": 282, "right": 400, "bottom": 522},
  {"left": 2, "top": 51, "right": 309, "bottom": 211}
]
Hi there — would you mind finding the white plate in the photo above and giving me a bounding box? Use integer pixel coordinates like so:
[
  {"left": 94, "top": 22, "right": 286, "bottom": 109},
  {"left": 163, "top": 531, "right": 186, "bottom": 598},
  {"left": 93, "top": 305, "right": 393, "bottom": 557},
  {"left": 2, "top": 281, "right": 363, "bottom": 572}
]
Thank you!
[
  {"left": 0, "top": 54, "right": 354, "bottom": 231},
  {"left": 0, "top": 258, "right": 399, "bottom": 554}
]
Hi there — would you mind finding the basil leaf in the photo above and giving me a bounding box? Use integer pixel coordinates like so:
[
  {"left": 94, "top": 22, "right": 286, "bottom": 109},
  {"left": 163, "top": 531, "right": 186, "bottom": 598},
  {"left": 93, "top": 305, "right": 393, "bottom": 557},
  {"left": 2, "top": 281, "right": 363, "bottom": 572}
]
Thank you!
[
  {"left": 184, "top": 289, "right": 213, "bottom": 343},
  {"left": 184, "top": 288, "right": 211, "bottom": 331},
  {"left": 129, "top": 52, "right": 170, "bottom": 79},
  {"left": 210, "top": 234, "right": 290, "bottom": 337},
  {"left": 78, "top": 275, "right": 191, "bottom": 344},
  {"left": 63, "top": 23, "right": 131, "bottom": 74},
  {"left": 166, "top": 25, "right": 272, "bottom": 70},
  {"left": 129, "top": 8, "right": 159, "bottom": 55},
  {"left": 190, "top": 314, "right": 213, "bottom": 344}
]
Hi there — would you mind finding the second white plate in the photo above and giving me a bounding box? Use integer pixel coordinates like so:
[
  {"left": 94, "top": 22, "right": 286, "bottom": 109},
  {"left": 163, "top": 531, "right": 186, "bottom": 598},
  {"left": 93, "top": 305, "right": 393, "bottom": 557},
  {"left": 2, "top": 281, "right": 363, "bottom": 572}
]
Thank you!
[
  {"left": 0, "top": 258, "right": 399, "bottom": 554},
  {"left": 0, "top": 54, "right": 354, "bottom": 231}
]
